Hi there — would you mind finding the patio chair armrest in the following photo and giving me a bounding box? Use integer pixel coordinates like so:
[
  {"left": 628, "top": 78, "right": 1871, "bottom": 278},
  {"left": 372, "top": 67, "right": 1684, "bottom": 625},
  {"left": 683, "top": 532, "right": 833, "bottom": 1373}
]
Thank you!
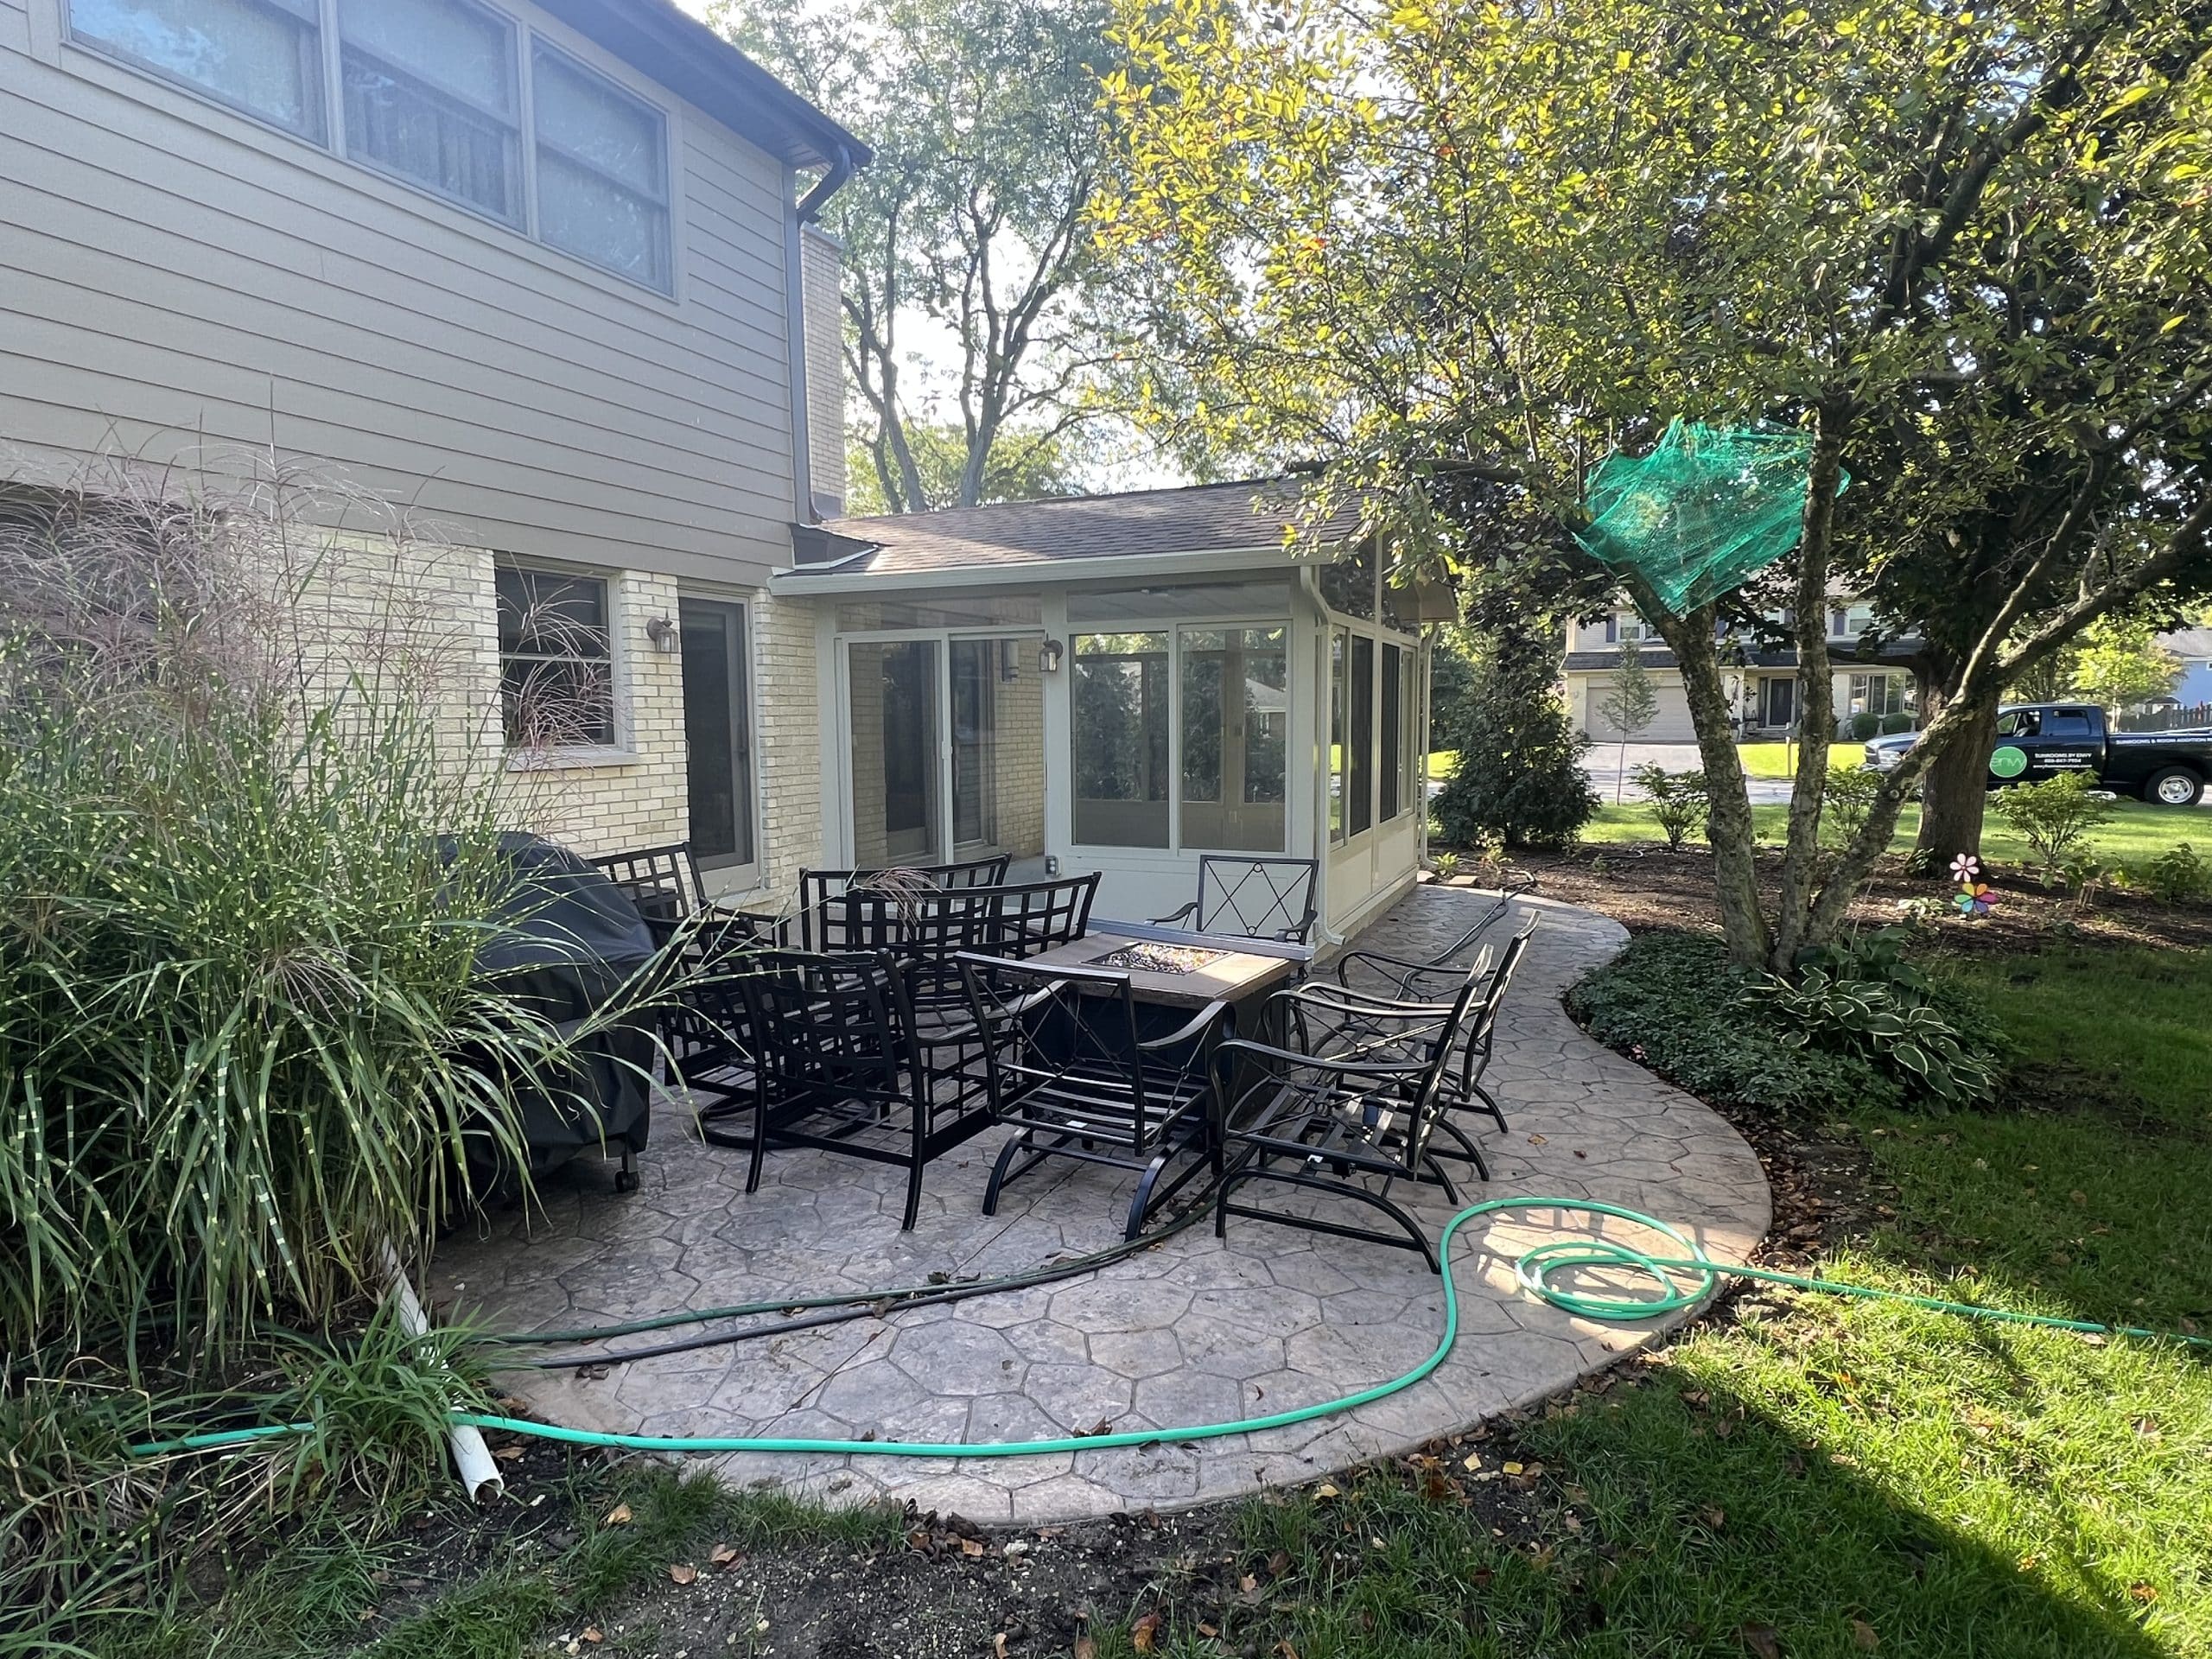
[
  {"left": 1211, "top": 1035, "right": 1430, "bottom": 1079},
  {"left": 1149, "top": 900, "right": 1200, "bottom": 927},
  {"left": 1135, "top": 997, "right": 1233, "bottom": 1052},
  {"left": 1281, "top": 981, "right": 1458, "bottom": 1016},
  {"left": 1332, "top": 947, "right": 1476, "bottom": 993}
]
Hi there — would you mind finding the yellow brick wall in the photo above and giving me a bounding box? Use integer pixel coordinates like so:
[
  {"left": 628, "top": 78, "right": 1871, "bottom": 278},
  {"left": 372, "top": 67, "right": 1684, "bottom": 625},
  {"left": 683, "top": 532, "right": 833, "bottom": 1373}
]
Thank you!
[{"left": 296, "top": 531, "right": 828, "bottom": 892}]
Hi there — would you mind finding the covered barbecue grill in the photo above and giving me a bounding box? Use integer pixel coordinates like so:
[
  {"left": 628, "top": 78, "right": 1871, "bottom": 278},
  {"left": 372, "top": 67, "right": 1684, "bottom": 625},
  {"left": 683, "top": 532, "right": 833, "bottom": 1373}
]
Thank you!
[{"left": 464, "top": 832, "right": 659, "bottom": 1195}]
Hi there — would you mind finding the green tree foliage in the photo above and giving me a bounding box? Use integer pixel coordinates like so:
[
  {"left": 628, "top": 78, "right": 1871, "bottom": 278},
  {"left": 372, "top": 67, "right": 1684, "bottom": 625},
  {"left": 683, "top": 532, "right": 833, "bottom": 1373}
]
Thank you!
[
  {"left": 1433, "top": 611, "right": 1598, "bottom": 849},
  {"left": 2073, "top": 613, "right": 2186, "bottom": 709},
  {"left": 1594, "top": 636, "right": 1660, "bottom": 802},
  {"left": 719, "top": 0, "right": 1134, "bottom": 512},
  {"left": 1427, "top": 627, "right": 1478, "bottom": 751},
  {"left": 1097, "top": 0, "right": 2212, "bottom": 969}
]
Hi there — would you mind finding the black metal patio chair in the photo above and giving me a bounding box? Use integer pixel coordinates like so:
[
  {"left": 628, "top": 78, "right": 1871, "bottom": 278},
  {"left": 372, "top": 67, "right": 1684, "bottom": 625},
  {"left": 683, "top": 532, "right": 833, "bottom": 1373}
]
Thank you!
[
  {"left": 1152, "top": 855, "right": 1320, "bottom": 944},
  {"left": 588, "top": 842, "right": 709, "bottom": 946},
  {"left": 1332, "top": 868, "right": 1535, "bottom": 1000},
  {"left": 795, "top": 855, "right": 1012, "bottom": 950},
  {"left": 1211, "top": 972, "right": 1485, "bottom": 1271},
  {"left": 701, "top": 948, "right": 998, "bottom": 1231},
  {"left": 956, "top": 954, "right": 1229, "bottom": 1240},
  {"left": 986, "top": 873, "right": 1101, "bottom": 959},
  {"left": 1312, "top": 917, "right": 1536, "bottom": 1140}
]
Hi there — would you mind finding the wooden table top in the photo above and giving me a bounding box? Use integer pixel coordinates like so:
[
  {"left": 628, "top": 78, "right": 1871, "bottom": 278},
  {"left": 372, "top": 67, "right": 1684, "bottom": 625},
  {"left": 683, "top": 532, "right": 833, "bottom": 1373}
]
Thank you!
[{"left": 1021, "top": 930, "right": 1300, "bottom": 1008}]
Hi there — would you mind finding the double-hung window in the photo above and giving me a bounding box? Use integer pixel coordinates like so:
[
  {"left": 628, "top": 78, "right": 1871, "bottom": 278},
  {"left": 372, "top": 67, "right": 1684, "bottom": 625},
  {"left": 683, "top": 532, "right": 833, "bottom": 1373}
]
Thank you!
[
  {"left": 72, "top": 0, "right": 676, "bottom": 294},
  {"left": 339, "top": 0, "right": 522, "bottom": 225},
  {"left": 71, "top": 0, "right": 327, "bottom": 139},
  {"left": 532, "top": 44, "right": 672, "bottom": 292},
  {"left": 496, "top": 563, "right": 616, "bottom": 749}
]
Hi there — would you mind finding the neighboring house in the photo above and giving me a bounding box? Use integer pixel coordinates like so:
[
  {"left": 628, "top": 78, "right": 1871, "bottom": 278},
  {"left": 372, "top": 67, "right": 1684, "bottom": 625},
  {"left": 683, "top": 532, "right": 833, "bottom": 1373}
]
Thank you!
[
  {"left": 2158, "top": 628, "right": 2212, "bottom": 706},
  {"left": 1, "top": 0, "right": 1434, "bottom": 934},
  {"left": 1562, "top": 603, "right": 1921, "bottom": 743}
]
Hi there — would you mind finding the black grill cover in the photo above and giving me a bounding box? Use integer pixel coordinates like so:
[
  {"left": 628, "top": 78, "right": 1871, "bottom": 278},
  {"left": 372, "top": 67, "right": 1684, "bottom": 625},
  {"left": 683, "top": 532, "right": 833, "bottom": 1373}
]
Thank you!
[{"left": 466, "top": 833, "right": 658, "bottom": 1183}]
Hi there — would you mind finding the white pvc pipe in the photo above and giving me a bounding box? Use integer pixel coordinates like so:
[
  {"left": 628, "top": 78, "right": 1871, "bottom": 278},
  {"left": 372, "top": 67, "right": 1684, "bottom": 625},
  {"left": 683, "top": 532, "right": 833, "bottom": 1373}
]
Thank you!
[{"left": 385, "top": 1247, "right": 504, "bottom": 1502}]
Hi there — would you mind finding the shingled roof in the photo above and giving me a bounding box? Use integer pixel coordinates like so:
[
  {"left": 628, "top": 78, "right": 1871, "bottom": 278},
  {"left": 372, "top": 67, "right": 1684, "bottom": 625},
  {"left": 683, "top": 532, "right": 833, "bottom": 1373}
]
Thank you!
[{"left": 791, "top": 478, "right": 1363, "bottom": 581}]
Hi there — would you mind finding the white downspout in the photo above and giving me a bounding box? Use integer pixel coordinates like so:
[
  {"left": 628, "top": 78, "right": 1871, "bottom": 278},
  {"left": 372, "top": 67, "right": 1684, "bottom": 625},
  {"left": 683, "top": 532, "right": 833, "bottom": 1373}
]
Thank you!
[{"left": 385, "top": 1246, "right": 503, "bottom": 1502}]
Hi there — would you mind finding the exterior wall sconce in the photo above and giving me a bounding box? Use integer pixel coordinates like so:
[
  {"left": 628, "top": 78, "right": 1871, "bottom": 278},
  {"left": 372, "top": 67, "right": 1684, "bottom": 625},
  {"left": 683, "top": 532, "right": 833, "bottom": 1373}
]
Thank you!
[
  {"left": 645, "top": 614, "right": 679, "bottom": 654},
  {"left": 1038, "top": 638, "right": 1065, "bottom": 674}
]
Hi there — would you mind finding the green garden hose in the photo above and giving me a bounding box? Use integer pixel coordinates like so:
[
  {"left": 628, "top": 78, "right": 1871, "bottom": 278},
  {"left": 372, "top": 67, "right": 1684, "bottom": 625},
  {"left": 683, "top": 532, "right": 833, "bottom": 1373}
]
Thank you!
[{"left": 131, "top": 1196, "right": 2210, "bottom": 1464}]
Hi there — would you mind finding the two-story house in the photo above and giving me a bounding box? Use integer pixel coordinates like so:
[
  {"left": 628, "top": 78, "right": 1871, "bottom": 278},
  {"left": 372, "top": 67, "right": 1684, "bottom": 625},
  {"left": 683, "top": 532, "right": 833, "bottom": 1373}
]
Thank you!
[
  {"left": 2, "top": 0, "right": 1436, "bottom": 937},
  {"left": 1563, "top": 603, "right": 1923, "bottom": 743}
]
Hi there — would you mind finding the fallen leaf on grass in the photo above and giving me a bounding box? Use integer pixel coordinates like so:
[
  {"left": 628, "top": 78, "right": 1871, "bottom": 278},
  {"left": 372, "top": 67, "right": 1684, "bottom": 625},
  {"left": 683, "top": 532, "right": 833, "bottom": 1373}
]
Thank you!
[
  {"left": 1132, "top": 1611, "right": 1162, "bottom": 1652},
  {"left": 2130, "top": 1583, "right": 2159, "bottom": 1605},
  {"left": 1074, "top": 1639, "right": 1096, "bottom": 1659},
  {"left": 1198, "top": 1622, "right": 1219, "bottom": 1637},
  {"left": 580, "top": 1630, "right": 603, "bottom": 1646},
  {"left": 1274, "top": 1642, "right": 1301, "bottom": 1659},
  {"left": 667, "top": 1564, "right": 697, "bottom": 1586},
  {"left": 1851, "top": 1619, "right": 1878, "bottom": 1650},
  {"left": 709, "top": 1543, "right": 741, "bottom": 1567},
  {"left": 961, "top": 1537, "right": 987, "bottom": 1558},
  {"left": 993, "top": 1634, "right": 1008, "bottom": 1659},
  {"left": 1738, "top": 1623, "right": 1781, "bottom": 1659},
  {"left": 601, "top": 1503, "right": 632, "bottom": 1527},
  {"left": 492, "top": 1444, "right": 524, "bottom": 1462}
]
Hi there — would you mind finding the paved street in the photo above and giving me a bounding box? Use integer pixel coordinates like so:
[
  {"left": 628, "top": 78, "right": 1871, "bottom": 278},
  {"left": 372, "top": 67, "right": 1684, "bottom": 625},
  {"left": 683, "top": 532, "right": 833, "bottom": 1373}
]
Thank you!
[{"left": 1582, "top": 741, "right": 1799, "bottom": 804}]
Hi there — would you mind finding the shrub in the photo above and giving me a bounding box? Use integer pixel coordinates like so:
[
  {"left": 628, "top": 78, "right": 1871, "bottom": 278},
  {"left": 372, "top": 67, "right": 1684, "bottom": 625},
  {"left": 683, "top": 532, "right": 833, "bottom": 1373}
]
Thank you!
[
  {"left": 1879, "top": 710, "right": 1915, "bottom": 734},
  {"left": 0, "top": 470, "right": 680, "bottom": 1361},
  {"left": 1428, "top": 851, "right": 1462, "bottom": 881},
  {"left": 1820, "top": 765, "right": 1885, "bottom": 847},
  {"left": 1850, "top": 711, "right": 1881, "bottom": 740},
  {"left": 1630, "top": 764, "right": 1708, "bottom": 850},
  {"left": 2141, "top": 842, "right": 2210, "bottom": 906},
  {"left": 1758, "top": 967, "right": 2000, "bottom": 1104},
  {"left": 1990, "top": 770, "right": 2113, "bottom": 885},
  {"left": 1567, "top": 931, "right": 1901, "bottom": 1114},
  {"left": 1432, "top": 610, "right": 1598, "bottom": 849}
]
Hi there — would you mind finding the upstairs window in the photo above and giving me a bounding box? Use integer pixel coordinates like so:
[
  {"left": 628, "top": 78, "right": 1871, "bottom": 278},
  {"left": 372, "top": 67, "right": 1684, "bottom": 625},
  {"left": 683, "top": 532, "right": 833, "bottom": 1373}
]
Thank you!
[
  {"left": 339, "top": 0, "right": 521, "bottom": 225},
  {"left": 533, "top": 44, "right": 672, "bottom": 292},
  {"left": 496, "top": 564, "right": 616, "bottom": 748},
  {"left": 71, "top": 0, "right": 326, "bottom": 139}
]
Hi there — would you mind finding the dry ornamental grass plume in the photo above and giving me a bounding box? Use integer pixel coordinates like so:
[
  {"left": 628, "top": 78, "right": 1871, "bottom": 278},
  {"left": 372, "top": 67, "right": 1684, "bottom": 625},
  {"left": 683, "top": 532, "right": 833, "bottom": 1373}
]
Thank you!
[{"left": 0, "top": 452, "right": 683, "bottom": 1361}]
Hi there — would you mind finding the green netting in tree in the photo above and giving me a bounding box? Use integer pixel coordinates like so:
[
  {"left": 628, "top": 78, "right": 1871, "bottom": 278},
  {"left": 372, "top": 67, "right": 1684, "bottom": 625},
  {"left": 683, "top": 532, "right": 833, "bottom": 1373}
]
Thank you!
[{"left": 1573, "top": 420, "right": 1846, "bottom": 617}]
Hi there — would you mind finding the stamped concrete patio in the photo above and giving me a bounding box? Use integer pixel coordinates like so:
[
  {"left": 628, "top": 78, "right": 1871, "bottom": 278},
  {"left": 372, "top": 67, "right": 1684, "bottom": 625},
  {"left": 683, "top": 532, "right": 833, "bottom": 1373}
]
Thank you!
[{"left": 432, "top": 887, "right": 1770, "bottom": 1524}]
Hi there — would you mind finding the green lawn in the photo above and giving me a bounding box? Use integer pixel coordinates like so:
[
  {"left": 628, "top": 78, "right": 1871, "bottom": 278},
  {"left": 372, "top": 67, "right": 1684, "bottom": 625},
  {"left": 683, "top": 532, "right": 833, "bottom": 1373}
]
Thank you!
[
  {"left": 1430, "top": 743, "right": 1873, "bottom": 783},
  {"left": 1573, "top": 797, "right": 2206, "bottom": 870},
  {"left": 1103, "top": 945, "right": 2212, "bottom": 1657}
]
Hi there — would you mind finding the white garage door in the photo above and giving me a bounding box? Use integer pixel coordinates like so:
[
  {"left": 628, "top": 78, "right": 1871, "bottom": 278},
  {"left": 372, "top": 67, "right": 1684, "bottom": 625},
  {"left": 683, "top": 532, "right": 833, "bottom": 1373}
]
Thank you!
[{"left": 1586, "top": 673, "right": 1696, "bottom": 742}]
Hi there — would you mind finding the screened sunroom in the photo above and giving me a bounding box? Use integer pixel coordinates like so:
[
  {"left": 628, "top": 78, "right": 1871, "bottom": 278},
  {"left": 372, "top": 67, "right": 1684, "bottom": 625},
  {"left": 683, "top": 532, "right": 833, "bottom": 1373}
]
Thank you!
[{"left": 773, "top": 480, "right": 1452, "bottom": 938}]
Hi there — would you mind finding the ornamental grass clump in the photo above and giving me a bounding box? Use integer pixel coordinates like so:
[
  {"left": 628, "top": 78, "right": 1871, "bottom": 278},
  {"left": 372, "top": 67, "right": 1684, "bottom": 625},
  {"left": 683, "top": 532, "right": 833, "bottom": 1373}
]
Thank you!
[{"left": 0, "top": 464, "right": 657, "bottom": 1363}]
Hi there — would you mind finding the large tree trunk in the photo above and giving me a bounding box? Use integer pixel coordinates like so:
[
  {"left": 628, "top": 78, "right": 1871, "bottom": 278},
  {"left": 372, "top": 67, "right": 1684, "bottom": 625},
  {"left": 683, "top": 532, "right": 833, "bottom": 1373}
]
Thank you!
[
  {"left": 1910, "top": 683, "right": 1999, "bottom": 873},
  {"left": 1651, "top": 601, "right": 1773, "bottom": 968}
]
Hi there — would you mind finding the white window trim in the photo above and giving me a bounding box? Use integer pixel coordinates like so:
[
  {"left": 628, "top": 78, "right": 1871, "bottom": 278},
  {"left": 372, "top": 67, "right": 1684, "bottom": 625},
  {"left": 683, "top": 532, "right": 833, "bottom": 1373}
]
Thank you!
[{"left": 494, "top": 557, "right": 627, "bottom": 759}]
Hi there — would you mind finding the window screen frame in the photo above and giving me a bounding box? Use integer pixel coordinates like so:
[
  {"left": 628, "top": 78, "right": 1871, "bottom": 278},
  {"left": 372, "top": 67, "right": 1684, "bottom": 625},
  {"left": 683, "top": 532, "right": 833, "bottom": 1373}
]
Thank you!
[
  {"left": 67, "top": 0, "right": 329, "bottom": 142},
  {"left": 494, "top": 560, "right": 620, "bottom": 752},
  {"left": 529, "top": 37, "right": 676, "bottom": 295},
  {"left": 335, "top": 0, "right": 525, "bottom": 230}
]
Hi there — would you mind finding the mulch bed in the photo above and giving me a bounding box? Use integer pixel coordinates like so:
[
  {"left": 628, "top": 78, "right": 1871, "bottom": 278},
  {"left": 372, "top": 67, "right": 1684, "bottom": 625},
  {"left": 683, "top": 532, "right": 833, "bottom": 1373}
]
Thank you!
[{"left": 1504, "top": 843, "right": 2212, "bottom": 953}]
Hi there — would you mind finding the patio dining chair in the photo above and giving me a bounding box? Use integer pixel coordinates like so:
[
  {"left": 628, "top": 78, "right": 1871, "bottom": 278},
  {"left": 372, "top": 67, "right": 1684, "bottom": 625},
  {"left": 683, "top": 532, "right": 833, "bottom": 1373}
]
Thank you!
[
  {"left": 956, "top": 953, "right": 1229, "bottom": 1240},
  {"left": 588, "top": 842, "right": 709, "bottom": 945},
  {"left": 795, "top": 855, "right": 1012, "bottom": 950},
  {"left": 1152, "top": 855, "right": 1320, "bottom": 944},
  {"left": 986, "top": 873, "right": 1101, "bottom": 959},
  {"left": 1332, "top": 868, "right": 1536, "bottom": 1000},
  {"left": 1311, "top": 918, "right": 1537, "bottom": 1141},
  {"left": 1211, "top": 972, "right": 1485, "bottom": 1272},
  {"left": 701, "top": 948, "right": 998, "bottom": 1232}
]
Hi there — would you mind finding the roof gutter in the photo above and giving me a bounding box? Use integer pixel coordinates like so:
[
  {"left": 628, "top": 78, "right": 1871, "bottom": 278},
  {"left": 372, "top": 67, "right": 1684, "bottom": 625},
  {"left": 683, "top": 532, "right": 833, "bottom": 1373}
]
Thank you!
[
  {"left": 798, "top": 143, "right": 856, "bottom": 223},
  {"left": 766, "top": 541, "right": 1332, "bottom": 597}
]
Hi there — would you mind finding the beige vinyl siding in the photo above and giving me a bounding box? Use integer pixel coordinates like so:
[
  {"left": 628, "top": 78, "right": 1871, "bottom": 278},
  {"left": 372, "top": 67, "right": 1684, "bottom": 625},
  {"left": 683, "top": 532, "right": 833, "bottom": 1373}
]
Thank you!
[{"left": 0, "top": 3, "right": 801, "bottom": 584}]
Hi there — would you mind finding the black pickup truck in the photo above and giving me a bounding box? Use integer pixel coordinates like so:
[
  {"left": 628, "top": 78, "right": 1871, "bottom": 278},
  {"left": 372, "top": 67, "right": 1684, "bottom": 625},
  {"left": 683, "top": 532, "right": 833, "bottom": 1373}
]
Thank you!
[{"left": 1985, "top": 703, "right": 2212, "bottom": 806}]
